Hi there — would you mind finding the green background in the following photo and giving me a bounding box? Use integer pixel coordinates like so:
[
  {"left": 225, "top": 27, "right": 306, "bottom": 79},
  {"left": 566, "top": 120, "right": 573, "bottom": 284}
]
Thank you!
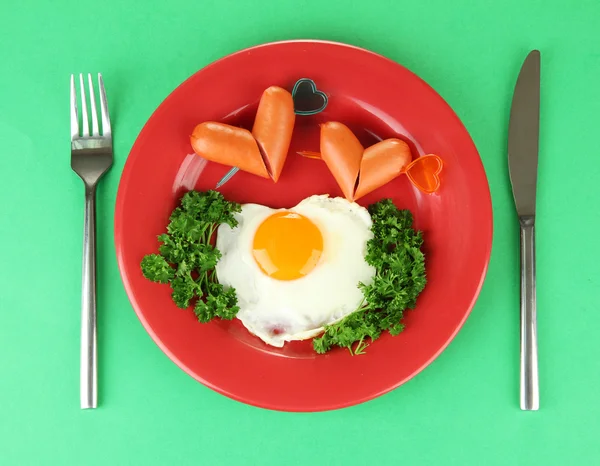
[{"left": 1, "top": 0, "right": 599, "bottom": 464}]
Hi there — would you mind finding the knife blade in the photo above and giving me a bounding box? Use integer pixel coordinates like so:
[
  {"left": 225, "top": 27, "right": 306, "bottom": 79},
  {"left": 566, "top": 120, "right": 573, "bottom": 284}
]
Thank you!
[
  {"left": 509, "top": 50, "right": 540, "bottom": 216},
  {"left": 508, "top": 50, "right": 540, "bottom": 411}
]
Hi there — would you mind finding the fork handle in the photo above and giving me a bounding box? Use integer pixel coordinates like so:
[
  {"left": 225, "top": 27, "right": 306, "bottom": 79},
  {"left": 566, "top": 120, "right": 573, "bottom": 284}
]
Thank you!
[
  {"left": 80, "top": 185, "right": 98, "bottom": 409},
  {"left": 519, "top": 216, "right": 539, "bottom": 410}
]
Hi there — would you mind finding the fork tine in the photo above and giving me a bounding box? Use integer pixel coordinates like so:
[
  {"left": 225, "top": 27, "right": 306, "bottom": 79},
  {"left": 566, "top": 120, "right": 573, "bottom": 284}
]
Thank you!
[
  {"left": 79, "top": 74, "right": 89, "bottom": 137},
  {"left": 70, "top": 74, "right": 79, "bottom": 139},
  {"left": 87, "top": 74, "right": 99, "bottom": 136},
  {"left": 98, "top": 74, "right": 111, "bottom": 137}
]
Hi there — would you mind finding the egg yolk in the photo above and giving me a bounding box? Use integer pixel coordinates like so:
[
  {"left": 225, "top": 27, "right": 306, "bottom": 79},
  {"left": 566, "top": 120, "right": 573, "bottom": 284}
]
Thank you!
[{"left": 252, "top": 211, "right": 323, "bottom": 280}]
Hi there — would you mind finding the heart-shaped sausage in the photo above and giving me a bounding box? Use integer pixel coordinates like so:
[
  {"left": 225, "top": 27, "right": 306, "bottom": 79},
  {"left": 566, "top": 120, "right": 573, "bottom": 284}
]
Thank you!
[
  {"left": 292, "top": 78, "right": 329, "bottom": 116},
  {"left": 308, "top": 122, "right": 443, "bottom": 200},
  {"left": 191, "top": 86, "right": 295, "bottom": 182},
  {"left": 318, "top": 122, "right": 414, "bottom": 201},
  {"left": 403, "top": 154, "right": 444, "bottom": 194}
]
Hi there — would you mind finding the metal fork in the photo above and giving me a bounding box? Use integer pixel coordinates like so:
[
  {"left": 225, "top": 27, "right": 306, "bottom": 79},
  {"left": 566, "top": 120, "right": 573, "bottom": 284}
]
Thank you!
[{"left": 70, "top": 73, "right": 113, "bottom": 409}]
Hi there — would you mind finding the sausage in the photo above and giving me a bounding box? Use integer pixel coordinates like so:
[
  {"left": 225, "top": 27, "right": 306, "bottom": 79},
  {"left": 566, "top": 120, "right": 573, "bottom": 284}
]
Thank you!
[
  {"left": 319, "top": 122, "right": 363, "bottom": 201},
  {"left": 190, "top": 122, "right": 269, "bottom": 179},
  {"left": 354, "top": 138, "right": 412, "bottom": 200},
  {"left": 252, "top": 86, "right": 295, "bottom": 182}
]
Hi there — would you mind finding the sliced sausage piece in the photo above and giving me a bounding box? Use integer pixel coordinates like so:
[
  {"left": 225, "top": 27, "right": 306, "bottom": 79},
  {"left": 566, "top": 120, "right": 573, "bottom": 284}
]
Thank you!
[
  {"left": 319, "top": 122, "right": 363, "bottom": 201},
  {"left": 252, "top": 86, "right": 296, "bottom": 182},
  {"left": 190, "top": 122, "right": 269, "bottom": 179},
  {"left": 354, "top": 138, "right": 412, "bottom": 200}
]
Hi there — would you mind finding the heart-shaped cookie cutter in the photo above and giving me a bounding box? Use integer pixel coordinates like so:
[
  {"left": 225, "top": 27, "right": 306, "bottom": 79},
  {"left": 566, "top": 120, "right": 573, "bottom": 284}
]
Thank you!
[
  {"left": 402, "top": 154, "right": 444, "bottom": 194},
  {"left": 291, "top": 78, "right": 329, "bottom": 116}
]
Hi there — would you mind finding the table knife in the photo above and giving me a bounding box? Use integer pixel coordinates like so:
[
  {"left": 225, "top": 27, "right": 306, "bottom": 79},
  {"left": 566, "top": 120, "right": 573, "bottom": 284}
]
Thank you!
[{"left": 508, "top": 50, "right": 541, "bottom": 411}]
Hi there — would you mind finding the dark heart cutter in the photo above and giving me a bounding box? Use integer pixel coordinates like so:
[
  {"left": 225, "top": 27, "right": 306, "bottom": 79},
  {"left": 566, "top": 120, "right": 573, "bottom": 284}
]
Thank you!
[{"left": 292, "top": 78, "right": 329, "bottom": 116}]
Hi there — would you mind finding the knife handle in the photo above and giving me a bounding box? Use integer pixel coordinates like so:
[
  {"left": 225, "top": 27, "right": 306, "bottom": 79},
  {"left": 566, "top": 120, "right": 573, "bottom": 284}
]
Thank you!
[{"left": 519, "top": 216, "right": 539, "bottom": 410}]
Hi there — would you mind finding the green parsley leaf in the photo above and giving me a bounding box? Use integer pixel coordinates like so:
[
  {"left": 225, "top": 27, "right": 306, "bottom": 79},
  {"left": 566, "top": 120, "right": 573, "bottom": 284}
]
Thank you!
[
  {"left": 170, "top": 274, "right": 199, "bottom": 309},
  {"left": 313, "top": 199, "right": 426, "bottom": 355},
  {"left": 140, "top": 190, "right": 241, "bottom": 321},
  {"left": 140, "top": 254, "right": 175, "bottom": 284}
]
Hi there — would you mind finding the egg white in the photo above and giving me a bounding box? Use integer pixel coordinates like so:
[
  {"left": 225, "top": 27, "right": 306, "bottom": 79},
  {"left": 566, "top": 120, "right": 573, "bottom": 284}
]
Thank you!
[{"left": 215, "top": 195, "right": 375, "bottom": 347}]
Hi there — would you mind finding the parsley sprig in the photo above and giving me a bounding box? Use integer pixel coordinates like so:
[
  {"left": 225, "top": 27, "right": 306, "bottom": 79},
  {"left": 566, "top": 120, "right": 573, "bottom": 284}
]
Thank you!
[
  {"left": 313, "top": 199, "right": 427, "bottom": 355},
  {"left": 140, "top": 190, "right": 241, "bottom": 322}
]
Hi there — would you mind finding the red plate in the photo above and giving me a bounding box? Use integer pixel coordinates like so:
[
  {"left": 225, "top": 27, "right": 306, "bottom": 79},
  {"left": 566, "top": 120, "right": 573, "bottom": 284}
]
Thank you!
[{"left": 115, "top": 40, "right": 492, "bottom": 411}]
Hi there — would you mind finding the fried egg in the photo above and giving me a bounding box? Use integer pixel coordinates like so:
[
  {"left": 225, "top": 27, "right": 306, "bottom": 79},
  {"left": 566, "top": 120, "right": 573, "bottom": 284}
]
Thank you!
[{"left": 215, "top": 195, "right": 375, "bottom": 347}]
